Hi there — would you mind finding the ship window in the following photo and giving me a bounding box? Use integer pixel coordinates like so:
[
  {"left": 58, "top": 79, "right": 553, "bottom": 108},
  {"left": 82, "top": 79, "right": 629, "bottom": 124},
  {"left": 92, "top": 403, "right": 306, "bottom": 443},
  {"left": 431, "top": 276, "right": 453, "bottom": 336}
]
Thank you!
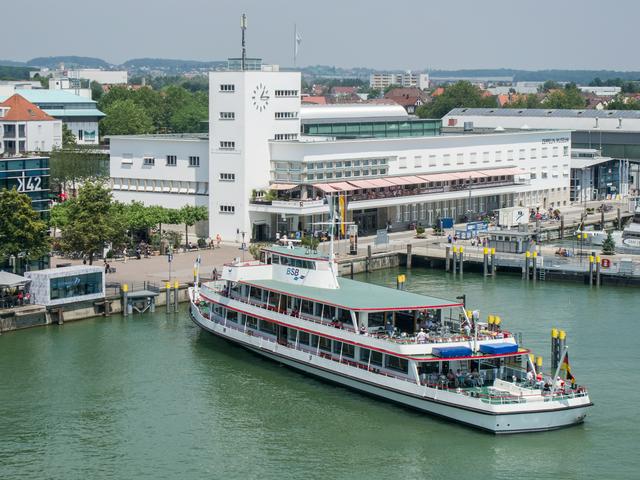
[
  {"left": 323, "top": 305, "right": 336, "bottom": 321},
  {"left": 259, "top": 319, "right": 276, "bottom": 334},
  {"left": 301, "top": 299, "right": 314, "bottom": 315},
  {"left": 246, "top": 316, "right": 258, "bottom": 330},
  {"left": 371, "top": 350, "right": 383, "bottom": 366},
  {"left": 280, "top": 256, "right": 289, "bottom": 266},
  {"left": 298, "top": 331, "right": 310, "bottom": 345},
  {"left": 338, "top": 308, "right": 351, "bottom": 323},
  {"left": 226, "top": 310, "right": 238, "bottom": 323},
  {"left": 385, "top": 355, "right": 409, "bottom": 374},
  {"left": 342, "top": 343, "right": 355, "bottom": 358},
  {"left": 272, "top": 255, "right": 280, "bottom": 264},
  {"left": 319, "top": 336, "right": 332, "bottom": 352}
]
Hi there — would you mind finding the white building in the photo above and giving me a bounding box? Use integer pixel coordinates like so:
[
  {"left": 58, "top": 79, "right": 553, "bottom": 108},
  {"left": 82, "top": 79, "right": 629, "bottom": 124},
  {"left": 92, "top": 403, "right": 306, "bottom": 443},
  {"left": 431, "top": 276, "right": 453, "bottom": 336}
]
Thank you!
[
  {"left": 370, "top": 72, "right": 429, "bottom": 90},
  {"left": 109, "top": 133, "right": 210, "bottom": 235},
  {"left": 578, "top": 86, "right": 621, "bottom": 96},
  {"left": 0, "top": 94, "right": 62, "bottom": 155},
  {"left": 3, "top": 89, "right": 104, "bottom": 145},
  {"left": 71, "top": 69, "right": 128, "bottom": 85},
  {"left": 108, "top": 67, "right": 572, "bottom": 243}
]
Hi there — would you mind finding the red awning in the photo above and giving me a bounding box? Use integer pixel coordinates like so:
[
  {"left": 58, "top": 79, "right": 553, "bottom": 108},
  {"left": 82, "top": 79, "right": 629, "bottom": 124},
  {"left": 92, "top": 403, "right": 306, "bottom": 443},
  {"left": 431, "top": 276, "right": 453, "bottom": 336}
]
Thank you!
[
  {"left": 314, "top": 183, "right": 338, "bottom": 193},
  {"left": 328, "top": 182, "right": 359, "bottom": 191},
  {"left": 348, "top": 179, "right": 378, "bottom": 189},
  {"left": 367, "top": 178, "right": 396, "bottom": 188},
  {"left": 421, "top": 173, "right": 460, "bottom": 182},
  {"left": 270, "top": 183, "right": 299, "bottom": 190}
]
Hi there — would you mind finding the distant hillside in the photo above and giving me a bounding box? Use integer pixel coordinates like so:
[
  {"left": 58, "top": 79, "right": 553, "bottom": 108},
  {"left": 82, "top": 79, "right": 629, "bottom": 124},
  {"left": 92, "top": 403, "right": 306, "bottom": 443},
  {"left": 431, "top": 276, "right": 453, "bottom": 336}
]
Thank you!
[
  {"left": 27, "top": 56, "right": 111, "bottom": 69},
  {"left": 428, "top": 69, "right": 640, "bottom": 84}
]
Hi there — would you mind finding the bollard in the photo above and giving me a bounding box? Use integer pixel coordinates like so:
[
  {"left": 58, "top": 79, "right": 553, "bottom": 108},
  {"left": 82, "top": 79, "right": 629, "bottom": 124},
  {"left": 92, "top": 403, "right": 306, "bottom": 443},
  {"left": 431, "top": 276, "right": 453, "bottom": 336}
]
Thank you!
[
  {"left": 367, "top": 245, "right": 372, "bottom": 273},
  {"left": 396, "top": 274, "right": 406, "bottom": 291},
  {"left": 445, "top": 245, "right": 451, "bottom": 272},
  {"left": 483, "top": 247, "right": 489, "bottom": 277},
  {"left": 532, "top": 252, "right": 538, "bottom": 283},
  {"left": 617, "top": 207, "right": 621, "bottom": 229},
  {"left": 452, "top": 246, "right": 458, "bottom": 275},
  {"left": 551, "top": 328, "right": 559, "bottom": 369},
  {"left": 459, "top": 246, "right": 464, "bottom": 278},
  {"left": 122, "top": 283, "right": 129, "bottom": 317},
  {"left": 589, "top": 255, "right": 594, "bottom": 286},
  {"left": 350, "top": 262, "right": 354, "bottom": 279},
  {"left": 560, "top": 215, "right": 565, "bottom": 240},
  {"left": 406, "top": 244, "right": 412, "bottom": 269},
  {"left": 173, "top": 280, "right": 179, "bottom": 312},
  {"left": 525, "top": 251, "right": 531, "bottom": 280},
  {"left": 596, "top": 256, "right": 601, "bottom": 287},
  {"left": 491, "top": 247, "right": 496, "bottom": 277},
  {"left": 165, "top": 282, "right": 171, "bottom": 314}
]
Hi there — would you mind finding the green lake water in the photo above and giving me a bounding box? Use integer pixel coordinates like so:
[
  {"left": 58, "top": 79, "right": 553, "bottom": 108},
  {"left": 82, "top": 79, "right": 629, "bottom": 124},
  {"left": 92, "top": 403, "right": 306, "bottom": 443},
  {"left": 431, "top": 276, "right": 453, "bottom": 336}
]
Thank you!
[{"left": 0, "top": 269, "right": 638, "bottom": 480}]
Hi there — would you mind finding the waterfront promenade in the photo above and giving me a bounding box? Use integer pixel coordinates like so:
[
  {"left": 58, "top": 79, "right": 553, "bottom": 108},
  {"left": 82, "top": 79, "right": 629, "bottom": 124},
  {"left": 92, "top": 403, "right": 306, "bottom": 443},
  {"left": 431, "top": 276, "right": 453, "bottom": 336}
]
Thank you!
[{"left": 52, "top": 244, "right": 241, "bottom": 285}]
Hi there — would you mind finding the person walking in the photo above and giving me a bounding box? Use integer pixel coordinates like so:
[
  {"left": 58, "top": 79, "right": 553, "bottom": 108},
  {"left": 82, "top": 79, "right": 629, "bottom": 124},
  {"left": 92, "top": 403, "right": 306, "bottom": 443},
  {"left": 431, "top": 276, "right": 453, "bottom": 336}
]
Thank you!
[{"left": 216, "top": 233, "right": 222, "bottom": 249}]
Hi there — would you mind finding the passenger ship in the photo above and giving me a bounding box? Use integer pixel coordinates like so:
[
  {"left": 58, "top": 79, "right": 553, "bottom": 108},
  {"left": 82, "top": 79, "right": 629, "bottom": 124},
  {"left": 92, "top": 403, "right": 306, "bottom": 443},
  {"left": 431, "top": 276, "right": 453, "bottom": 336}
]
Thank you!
[{"left": 189, "top": 244, "right": 592, "bottom": 433}]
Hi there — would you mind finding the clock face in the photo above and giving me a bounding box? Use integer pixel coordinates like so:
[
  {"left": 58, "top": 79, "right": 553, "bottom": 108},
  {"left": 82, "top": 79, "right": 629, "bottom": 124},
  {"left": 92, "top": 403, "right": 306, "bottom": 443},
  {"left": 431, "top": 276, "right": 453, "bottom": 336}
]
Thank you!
[{"left": 251, "top": 82, "right": 270, "bottom": 112}]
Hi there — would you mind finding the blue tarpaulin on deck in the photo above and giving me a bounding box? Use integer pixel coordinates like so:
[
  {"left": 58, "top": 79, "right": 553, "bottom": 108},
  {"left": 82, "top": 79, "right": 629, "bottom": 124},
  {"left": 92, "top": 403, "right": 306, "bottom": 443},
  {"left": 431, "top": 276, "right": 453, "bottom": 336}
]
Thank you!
[
  {"left": 479, "top": 343, "right": 519, "bottom": 355},
  {"left": 432, "top": 346, "right": 472, "bottom": 358}
]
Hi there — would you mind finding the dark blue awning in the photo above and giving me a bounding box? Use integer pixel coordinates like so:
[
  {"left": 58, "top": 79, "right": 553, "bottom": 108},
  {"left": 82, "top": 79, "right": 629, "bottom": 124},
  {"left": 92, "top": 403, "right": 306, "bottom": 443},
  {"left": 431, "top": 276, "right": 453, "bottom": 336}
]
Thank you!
[
  {"left": 432, "top": 346, "right": 473, "bottom": 358},
  {"left": 479, "top": 343, "right": 519, "bottom": 355}
]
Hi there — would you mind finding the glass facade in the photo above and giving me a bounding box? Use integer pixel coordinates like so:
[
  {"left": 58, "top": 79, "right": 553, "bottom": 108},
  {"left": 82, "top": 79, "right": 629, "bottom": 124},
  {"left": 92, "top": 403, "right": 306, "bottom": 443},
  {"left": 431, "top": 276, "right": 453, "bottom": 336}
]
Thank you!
[
  {"left": 50, "top": 272, "right": 103, "bottom": 301},
  {"left": 302, "top": 119, "right": 441, "bottom": 139},
  {"left": 0, "top": 156, "right": 51, "bottom": 217}
]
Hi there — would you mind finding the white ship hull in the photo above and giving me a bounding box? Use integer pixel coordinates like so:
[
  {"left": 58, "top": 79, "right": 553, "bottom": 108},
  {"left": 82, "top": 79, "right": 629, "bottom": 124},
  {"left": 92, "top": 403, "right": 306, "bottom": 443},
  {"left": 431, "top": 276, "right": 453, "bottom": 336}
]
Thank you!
[{"left": 189, "top": 294, "right": 591, "bottom": 434}]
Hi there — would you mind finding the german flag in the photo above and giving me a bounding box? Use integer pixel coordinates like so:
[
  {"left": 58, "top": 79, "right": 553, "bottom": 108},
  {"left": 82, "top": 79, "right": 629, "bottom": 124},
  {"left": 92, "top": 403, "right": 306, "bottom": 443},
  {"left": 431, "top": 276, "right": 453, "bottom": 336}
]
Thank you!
[{"left": 561, "top": 353, "right": 575, "bottom": 383}]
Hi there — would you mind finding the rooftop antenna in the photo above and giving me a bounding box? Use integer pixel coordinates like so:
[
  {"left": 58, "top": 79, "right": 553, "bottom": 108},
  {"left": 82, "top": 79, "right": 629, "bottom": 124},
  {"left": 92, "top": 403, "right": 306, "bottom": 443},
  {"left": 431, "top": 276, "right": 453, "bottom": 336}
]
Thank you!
[{"left": 241, "top": 13, "right": 247, "bottom": 71}]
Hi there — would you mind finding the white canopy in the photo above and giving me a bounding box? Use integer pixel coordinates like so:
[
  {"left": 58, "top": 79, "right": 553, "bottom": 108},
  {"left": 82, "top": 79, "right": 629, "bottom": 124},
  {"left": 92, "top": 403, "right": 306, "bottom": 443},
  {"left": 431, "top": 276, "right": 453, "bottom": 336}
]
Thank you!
[{"left": 0, "top": 271, "right": 30, "bottom": 288}]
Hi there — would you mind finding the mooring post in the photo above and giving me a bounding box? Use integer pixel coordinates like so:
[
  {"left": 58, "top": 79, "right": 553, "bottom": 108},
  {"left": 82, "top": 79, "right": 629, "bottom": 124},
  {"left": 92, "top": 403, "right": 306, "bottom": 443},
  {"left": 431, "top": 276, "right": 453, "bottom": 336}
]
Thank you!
[
  {"left": 532, "top": 252, "right": 538, "bottom": 284},
  {"left": 445, "top": 245, "right": 451, "bottom": 272},
  {"left": 406, "top": 244, "right": 412, "bottom": 269},
  {"left": 366, "top": 245, "right": 372, "bottom": 273},
  {"left": 165, "top": 282, "right": 171, "bottom": 314},
  {"left": 459, "top": 246, "right": 464, "bottom": 278},
  {"left": 452, "top": 246, "right": 458, "bottom": 275},
  {"left": 173, "top": 280, "right": 179, "bottom": 312},
  {"left": 122, "top": 283, "right": 129, "bottom": 317},
  {"left": 483, "top": 247, "right": 489, "bottom": 277},
  {"left": 491, "top": 247, "right": 496, "bottom": 277},
  {"left": 524, "top": 251, "right": 530, "bottom": 280},
  {"left": 589, "top": 255, "right": 594, "bottom": 286},
  {"left": 596, "top": 256, "right": 601, "bottom": 287},
  {"left": 350, "top": 262, "right": 354, "bottom": 279},
  {"left": 560, "top": 215, "right": 565, "bottom": 240},
  {"left": 617, "top": 207, "right": 622, "bottom": 229}
]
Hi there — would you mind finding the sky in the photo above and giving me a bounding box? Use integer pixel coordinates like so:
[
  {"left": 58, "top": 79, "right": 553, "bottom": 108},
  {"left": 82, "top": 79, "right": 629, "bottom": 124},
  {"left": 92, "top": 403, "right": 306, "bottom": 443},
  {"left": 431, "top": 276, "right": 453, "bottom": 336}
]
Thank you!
[{"left": 2, "top": 0, "right": 638, "bottom": 71}]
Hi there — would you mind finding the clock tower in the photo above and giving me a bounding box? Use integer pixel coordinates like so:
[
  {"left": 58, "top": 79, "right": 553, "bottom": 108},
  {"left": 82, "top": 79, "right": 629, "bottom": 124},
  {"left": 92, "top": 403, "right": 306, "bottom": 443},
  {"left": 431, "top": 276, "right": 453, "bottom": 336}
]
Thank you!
[{"left": 209, "top": 67, "right": 301, "bottom": 242}]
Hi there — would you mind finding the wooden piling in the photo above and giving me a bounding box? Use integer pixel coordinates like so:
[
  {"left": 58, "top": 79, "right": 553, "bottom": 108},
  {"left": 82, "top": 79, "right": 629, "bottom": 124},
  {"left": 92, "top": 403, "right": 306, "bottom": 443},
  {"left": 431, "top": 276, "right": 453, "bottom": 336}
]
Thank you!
[
  {"left": 406, "top": 244, "right": 412, "bottom": 269},
  {"left": 445, "top": 245, "right": 451, "bottom": 272}
]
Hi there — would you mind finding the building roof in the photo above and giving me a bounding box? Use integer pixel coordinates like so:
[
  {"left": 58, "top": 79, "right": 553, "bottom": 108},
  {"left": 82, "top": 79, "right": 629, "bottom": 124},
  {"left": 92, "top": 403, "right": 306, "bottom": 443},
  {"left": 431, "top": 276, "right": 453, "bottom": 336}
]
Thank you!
[
  {"left": 13, "top": 89, "right": 99, "bottom": 105},
  {"left": 42, "top": 108, "right": 106, "bottom": 118},
  {"left": 300, "top": 103, "right": 409, "bottom": 122},
  {"left": 447, "top": 107, "right": 640, "bottom": 119},
  {"left": 106, "top": 133, "right": 208, "bottom": 141},
  {"left": 384, "top": 87, "right": 428, "bottom": 108},
  {"left": 301, "top": 95, "right": 328, "bottom": 105},
  {"left": 245, "top": 277, "right": 462, "bottom": 311},
  {"left": 0, "top": 94, "right": 56, "bottom": 121}
]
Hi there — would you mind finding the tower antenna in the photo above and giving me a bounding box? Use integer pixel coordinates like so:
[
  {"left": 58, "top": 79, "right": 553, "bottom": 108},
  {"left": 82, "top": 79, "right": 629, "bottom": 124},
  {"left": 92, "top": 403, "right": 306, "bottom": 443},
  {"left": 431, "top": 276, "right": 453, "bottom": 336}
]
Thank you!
[{"left": 241, "top": 14, "right": 247, "bottom": 71}]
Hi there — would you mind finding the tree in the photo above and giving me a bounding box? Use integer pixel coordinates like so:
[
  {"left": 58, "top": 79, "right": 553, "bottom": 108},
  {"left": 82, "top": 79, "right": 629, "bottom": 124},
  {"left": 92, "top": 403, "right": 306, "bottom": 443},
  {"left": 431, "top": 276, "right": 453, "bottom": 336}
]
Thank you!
[
  {"left": 59, "top": 182, "right": 125, "bottom": 263},
  {"left": 90, "top": 81, "right": 103, "bottom": 102},
  {"left": 62, "top": 123, "right": 76, "bottom": 147},
  {"left": 504, "top": 94, "right": 542, "bottom": 109},
  {"left": 540, "top": 80, "right": 561, "bottom": 92},
  {"left": 50, "top": 146, "right": 109, "bottom": 194},
  {"left": 0, "top": 189, "right": 50, "bottom": 266},
  {"left": 606, "top": 95, "right": 640, "bottom": 110},
  {"left": 179, "top": 205, "right": 208, "bottom": 247},
  {"left": 100, "top": 99, "right": 154, "bottom": 136},
  {"left": 416, "top": 81, "right": 496, "bottom": 119},
  {"left": 543, "top": 84, "right": 585, "bottom": 109},
  {"left": 601, "top": 232, "right": 615, "bottom": 255}
]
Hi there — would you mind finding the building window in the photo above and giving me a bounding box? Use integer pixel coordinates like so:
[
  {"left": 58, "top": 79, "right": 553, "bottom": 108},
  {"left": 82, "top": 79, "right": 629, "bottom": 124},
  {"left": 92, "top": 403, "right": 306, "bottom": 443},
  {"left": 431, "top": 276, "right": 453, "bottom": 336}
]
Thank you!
[
  {"left": 552, "top": 146, "right": 559, "bottom": 157},
  {"left": 414, "top": 156, "right": 422, "bottom": 167},
  {"left": 219, "top": 173, "right": 235, "bottom": 181},
  {"left": 143, "top": 157, "right": 155, "bottom": 166},
  {"left": 219, "top": 205, "right": 235, "bottom": 214},
  {"left": 274, "top": 90, "right": 299, "bottom": 97},
  {"left": 78, "top": 130, "right": 84, "bottom": 141},
  {"left": 219, "top": 141, "right": 235, "bottom": 150},
  {"left": 220, "top": 84, "right": 235, "bottom": 92},
  {"left": 398, "top": 156, "right": 407, "bottom": 169},
  {"left": 274, "top": 133, "right": 298, "bottom": 141},
  {"left": 219, "top": 112, "right": 235, "bottom": 120},
  {"left": 469, "top": 152, "right": 477, "bottom": 164},
  {"left": 456, "top": 153, "right": 464, "bottom": 165},
  {"left": 519, "top": 149, "right": 526, "bottom": 160},
  {"left": 530, "top": 148, "right": 537, "bottom": 159},
  {"left": 275, "top": 111, "right": 298, "bottom": 119},
  {"left": 507, "top": 150, "right": 514, "bottom": 161},
  {"left": 563, "top": 146, "right": 569, "bottom": 156},
  {"left": 189, "top": 156, "right": 200, "bottom": 167},
  {"left": 542, "top": 147, "right": 548, "bottom": 158},
  {"left": 166, "top": 155, "right": 177, "bottom": 166},
  {"left": 495, "top": 151, "right": 502, "bottom": 162},
  {"left": 482, "top": 152, "right": 490, "bottom": 163}
]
